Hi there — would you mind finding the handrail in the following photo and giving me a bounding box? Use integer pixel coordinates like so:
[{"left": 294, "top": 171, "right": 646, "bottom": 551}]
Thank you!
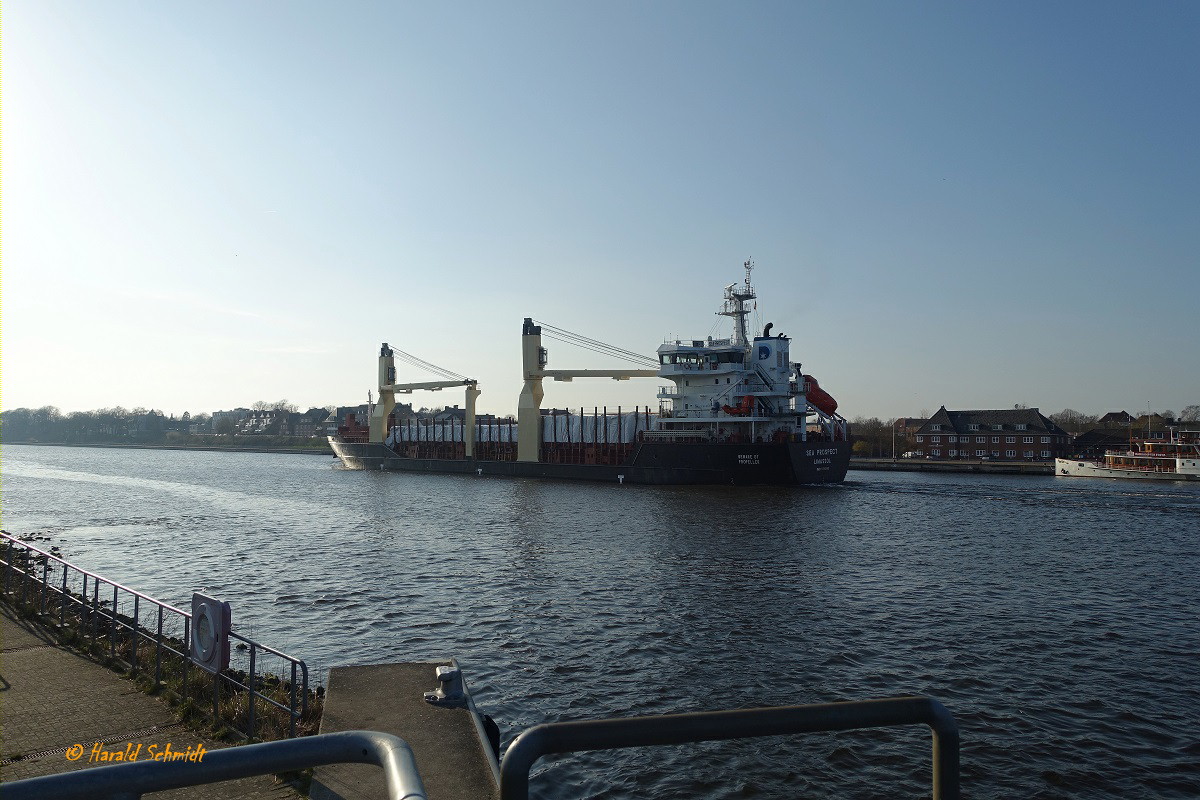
[
  {"left": 499, "top": 696, "right": 959, "bottom": 800},
  {"left": 1, "top": 532, "right": 310, "bottom": 739},
  {"left": 0, "top": 730, "right": 427, "bottom": 800}
]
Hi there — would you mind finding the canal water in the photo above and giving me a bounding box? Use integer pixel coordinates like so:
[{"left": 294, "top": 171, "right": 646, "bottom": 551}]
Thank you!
[{"left": 3, "top": 444, "right": 1198, "bottom": 798}]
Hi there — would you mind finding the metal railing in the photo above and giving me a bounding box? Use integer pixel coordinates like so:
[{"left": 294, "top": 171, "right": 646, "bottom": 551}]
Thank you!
[
  {"left": 499, "top": 696, "right": 960, "bottom": 800},
  {"left": 0, "top": 730, "right": 426, "bottom": 800},
  {"left": 0, "top": 532, "right": 310, "bottom": 739}
]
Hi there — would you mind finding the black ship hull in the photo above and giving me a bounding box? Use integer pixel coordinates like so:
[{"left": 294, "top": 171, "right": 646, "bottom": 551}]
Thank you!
[{"left": 329, "top": 437, "right": 850, "bottom": 485}]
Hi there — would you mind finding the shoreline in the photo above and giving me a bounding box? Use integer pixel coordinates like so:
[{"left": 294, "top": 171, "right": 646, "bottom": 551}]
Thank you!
[
  {"left": 850, "top": 457, "right": 1052, "bottom": 475},
  {"left": 3, "top": 441, "right": 334, "bottom": 456}
]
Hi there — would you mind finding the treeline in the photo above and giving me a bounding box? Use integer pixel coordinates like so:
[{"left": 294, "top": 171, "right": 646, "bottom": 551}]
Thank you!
[
  {"left": 1046, "top": 406, "right": 1200, "bottom": 433},
  {"left": 0, "top": 406, "right": 327, "bottom": 449}
]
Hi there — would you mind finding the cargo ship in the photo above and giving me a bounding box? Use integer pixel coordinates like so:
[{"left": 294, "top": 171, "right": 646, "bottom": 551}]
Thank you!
[{"left": 330, "top": 263, "right": 850, "bottom": 484}]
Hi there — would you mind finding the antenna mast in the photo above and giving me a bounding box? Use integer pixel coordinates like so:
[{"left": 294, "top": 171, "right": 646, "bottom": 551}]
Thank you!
[{"left": 719, "top": 258, "right": 757, "bottom": 347}]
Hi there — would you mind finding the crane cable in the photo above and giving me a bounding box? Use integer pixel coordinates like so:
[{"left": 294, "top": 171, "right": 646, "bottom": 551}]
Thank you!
[
  {"left": 534, "top": 321, "right": 659, "bottom": 368},
  {"left": 388, "top": 346, "right": 468, "bottom": 382}
]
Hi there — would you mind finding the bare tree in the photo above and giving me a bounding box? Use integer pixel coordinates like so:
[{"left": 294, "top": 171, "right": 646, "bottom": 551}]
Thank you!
[{"left": 1181, "top": 405, "right": 1200, "bottom": 422}]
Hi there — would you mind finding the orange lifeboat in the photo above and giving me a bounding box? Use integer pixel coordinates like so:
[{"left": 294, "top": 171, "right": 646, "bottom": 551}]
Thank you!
[
  {"left": 803, "top": 375, "right": 838, "bottom": 415},
  {"left": 721, "top": 395, "right": 756, "bottom": 417}
]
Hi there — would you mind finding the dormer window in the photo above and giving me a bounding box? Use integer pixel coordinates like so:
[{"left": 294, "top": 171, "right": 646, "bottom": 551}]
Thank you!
[
  {"left": 993, "top": 424, "right": 1003, "bottom": 431},
  {"left": 931, "top": 424, "right": 942, "bottom": 431},
  {"left": 968, "top": 424, "right": 980, "bottom": 431},
  {"left": 1015, "top": 424, "right": 1027, "bottom": 431}
]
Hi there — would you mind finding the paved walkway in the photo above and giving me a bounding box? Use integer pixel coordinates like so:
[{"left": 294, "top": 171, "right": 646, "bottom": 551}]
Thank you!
[{"left": 0, "top": 602, "right": 297, "bottom": 798}]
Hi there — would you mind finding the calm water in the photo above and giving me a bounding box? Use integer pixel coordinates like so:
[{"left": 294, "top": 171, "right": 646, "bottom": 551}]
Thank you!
[{"left": 3, "top": 444, "right": 1199, "bottom": 798}]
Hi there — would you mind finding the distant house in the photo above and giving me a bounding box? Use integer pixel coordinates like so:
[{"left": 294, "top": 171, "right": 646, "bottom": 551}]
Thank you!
[
  {"left": 293, "top": 408, "right": 332, "bottom": 438},
  {"left": 239, "top": 410, "right": 291, "bottom": 435},
  {"left": 913, "top": 407, "right": 1070, "bottom": 461},
  {"left": 893, "top": 417, "right": 927, "bottom": 443},
  {"left": 336, "top": 405, "right": 369, "bottom": 427},
  {"left": 211, "top": 408, "right": 251, "bottom": 433},
  {"left": 1097, "top": 411, "right": 1135, "bottom": 428},
  {"left": 434, "top": 405, "right": 467, "bottom": 422},
  {"left": 1069, "top": 428, "right": 1134, "bottom": 458}
]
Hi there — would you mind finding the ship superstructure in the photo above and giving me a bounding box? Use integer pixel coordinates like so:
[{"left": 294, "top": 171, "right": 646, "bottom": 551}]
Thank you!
[{"left": 651, "top": 261, "right": 847, "bottom": 445}]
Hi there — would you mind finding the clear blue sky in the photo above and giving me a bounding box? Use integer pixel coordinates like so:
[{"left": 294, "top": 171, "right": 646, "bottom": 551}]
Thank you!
[{"left": 5, "top": 1, "right": 1197, "bottom": 420}]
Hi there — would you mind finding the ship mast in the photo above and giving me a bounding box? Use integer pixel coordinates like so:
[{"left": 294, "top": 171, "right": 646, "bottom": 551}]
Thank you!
[{"left": 719, "top": 259, "right": 756, "bottom": 347}]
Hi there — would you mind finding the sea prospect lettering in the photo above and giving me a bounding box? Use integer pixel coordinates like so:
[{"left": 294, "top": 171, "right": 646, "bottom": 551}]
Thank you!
[{"left": 737, "top": 454, "right": 760, "bottom": 465}]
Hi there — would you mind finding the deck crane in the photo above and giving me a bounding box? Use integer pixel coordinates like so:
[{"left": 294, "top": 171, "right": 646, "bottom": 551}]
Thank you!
[
  {"left": 516, "top": 319, "right": 658, "bottom": 462},
  {"left": 369, "top": 344, "right": 481, "bottom": 457}
]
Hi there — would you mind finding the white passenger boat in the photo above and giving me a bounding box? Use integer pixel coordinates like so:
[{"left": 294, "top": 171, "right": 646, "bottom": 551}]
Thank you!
[{"left": 1056, "top": 429, "right": 1200, "bottom": 481}]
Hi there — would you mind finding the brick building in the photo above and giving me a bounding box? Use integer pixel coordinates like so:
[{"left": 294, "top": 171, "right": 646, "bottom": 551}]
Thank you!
[{"left": 913, "top": 407, "right": 1070, "bottom": 461}]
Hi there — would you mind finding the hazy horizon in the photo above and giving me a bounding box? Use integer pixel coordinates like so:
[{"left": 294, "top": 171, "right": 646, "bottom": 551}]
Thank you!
[{"left": 5, "top": 2, "right": 1198, "bottom": 420}]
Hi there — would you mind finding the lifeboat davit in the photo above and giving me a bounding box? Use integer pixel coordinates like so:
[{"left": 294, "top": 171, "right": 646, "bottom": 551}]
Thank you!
[{"left": 803, "top": 375, "right": 838, "bottom": 415}]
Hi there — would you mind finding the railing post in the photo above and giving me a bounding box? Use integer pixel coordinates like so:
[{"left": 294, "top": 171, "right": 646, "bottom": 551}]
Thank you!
[
  {"left": 91, "top": 577, "right": 99, "bottom": 642},
  {"left": 40, "top": 559, "right": 49, "bottom": 614},
  {"left": 60, "top": 565, "right": 68, "bottom": 625},
  {"left": 247, "top": 646, "right": 257, "bottom": 740},
  {"left": 3, "top": 538, "right": 11, "bottom": 593},
  {"left": 130, "top": 595, "right": 140, "bottom": 674},
  {"left": 110, "top": 584, "right": 119, "bottom": 659},
  {"left": 182, "top": 616, "right": 190, "bottom": 700},
  {"left": 19, "top": 549, "right": 28, "bottom": 606},
  {"left": 290, "top": 662, "right": 299, "bottom": 738},
  {"left": 154, "top": 606, "right": 164, "bottom": 687}
]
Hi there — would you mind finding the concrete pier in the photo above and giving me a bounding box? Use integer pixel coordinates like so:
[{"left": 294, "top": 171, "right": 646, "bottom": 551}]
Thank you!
[{"left": 311, "top": 663, "right": 499, "bottom": 800}]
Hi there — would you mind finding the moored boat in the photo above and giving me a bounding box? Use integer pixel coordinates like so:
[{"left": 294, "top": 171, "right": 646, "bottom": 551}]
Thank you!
[
  {"left": 1055, "top": 429, "right": 1200, "bottom": 481},
  {"left": 330, "top": 262, "right": 851, "bottom": 485}
]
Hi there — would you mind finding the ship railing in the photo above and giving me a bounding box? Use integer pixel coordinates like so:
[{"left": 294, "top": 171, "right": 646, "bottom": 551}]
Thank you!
[
  {"left": 499, "top": 696, "right": 959, "bottom": 800},
  {"left": 0, "top": 532, "right": 310, "bottom": 740}
]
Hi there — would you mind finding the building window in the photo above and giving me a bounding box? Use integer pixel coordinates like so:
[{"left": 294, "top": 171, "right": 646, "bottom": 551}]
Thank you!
[
  {"left": 932, "top": 449, "right": 941, "bottom": 457},
  {"left": 1005, "top": 449, "right": 1016, "bottom": 458},
  {"left": 1016, "top": 424, "right": 1027, "bottom": 431},
  {"left": 968, "top": 424, "right": 980, "bottom": 431},
  {"left": 1041, "top": 436, "right": 1050, "bottom": 443},
  {"left": 932, "top": 436, "right": 941, "bottom": 443},
  {"left": 977, "top": 436, "right": 986, "bottom": 443},
  {"left": 915, "top": 435, "right": 923, "bottom": 442},
  {"left": 993, "top": 425, "right": 1003, "bottom": 431},
  {"left": 1023, "top": 436, "right": 1033, "bottom": 444},
  {"left": 948, "top": 435, "right": 957, "bottom": 443},
  {"left": 1006, "top": 436, "right": 1015, "bottom": 443},
  {"left": 992, "top": 451, "right": 1000, "bottom": 457},
  {"left": 991, "top": 437, "right": 999, "bottom": 443},
  {"left": 949, "top": 449, "right": 957, "bottom": 457},
  {"left": 1024, "top": 450, "right": 1034, "bottom": 458},
  {"left": 976, "top": 449, "right": 985, "bottom": 457},
  {"left": 931, "top": 424, "right": 942, "bottom": 431},
  {"left": 1041, "top": 450, "right": 1051, "bottom": 458}
]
